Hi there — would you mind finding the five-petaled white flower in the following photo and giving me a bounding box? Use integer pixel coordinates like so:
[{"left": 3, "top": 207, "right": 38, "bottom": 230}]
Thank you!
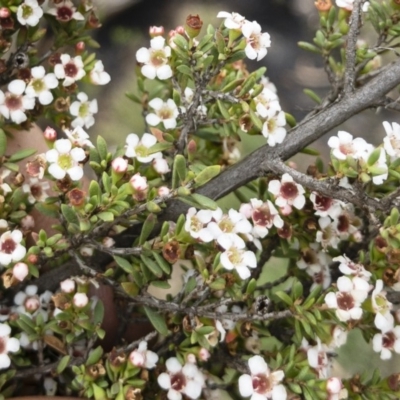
[
  {"left": 22, "top": 177, "right": 50, "bottom": 204},
  {"left": 0, "top": 230, "right": 26, "bottom": 266},
  {"left": 327, "top": 131, "right": 372, "bottom": 160},
  {"left": 185, "top": 207, "right": 214, "bottom": 242},
  {"left": 307, "top": 338, "right": 331, "bottom": 379},
  {"left": 261, "top": 109, "right": 286, "bottom": 146},
  {"left": 136, "top": 36, "right": 173, "bottom": 80},
  {"left": 268, "top": 173, "right": 306, "bottom": 210},
  {"left": 17, "top": 0, "right": 43, "bottom": 26},
  {"left": 216, "top": 11, "right": 246, "bottom": 30},
  {"left": 146, "top": 98, "right": 179, "bottom": 129},
  {"left": 310, "top": 193, "right": 343, "bottom": 219},
  {"left": 25, "top": 66, "right": 58, "bottom": 105},
  {"left": 125, "top": 133, "right": 161, "bottom": 163},
  {"left": 46, "top": 0, "right": 84, "bottom": 22},
  {"left": 129, "top": 341, "right": 159, "bottom": 369},
  {"left": 0, "top": 323, "right": 20, "bottom": 369},
  {"left": 371, "top": 279, "right": 394, "bottom": 334},
  {"left": 46, "top": 139, "right": 86, "bottom": 181},
  {"left": 372, "top": 326, "right": 400, "bottom": 360},
  {"left": 324, "top": 276, "right": 370, "bottom": 322},
  {"left": 241, "top": 20, "right": 271, "bottom": 61},
  {"left": 89, "top": 60, "right": 111, "bottom": 85},
  {"left": 54, "top": 54, "right": 86, "bottom": 87},
  {"left": 70, "top": 92, "right": 98, "bottom": 129},
  {"left": 238, "top": 355, "right": 287, "bottom": 400},
  {"left": 0, "top": 80, "right": 35, "bottom": 124},
  {"left": 219, "top": 234, "right": 257, "bottom": 280},
  {"left": 158, "top": 357, "right": 205, "bottom": 400},
  {"left": 333, "top": 255, "right": 372, "bottom": 281}
]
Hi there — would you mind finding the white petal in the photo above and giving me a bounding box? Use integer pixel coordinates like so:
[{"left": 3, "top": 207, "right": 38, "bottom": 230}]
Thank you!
[
  {"left": 248, "top": 355, "right": 268, "bottom": 375},
  {"left": 236, "top": 265, "right": 251, "bottom": 280},
  {"left": 238, "top": 374, "right": 254, "bottom": 397},
  {"left": 149, "top": 98, "right": 164, "bottom": 110},
  {"left": 146, "top": 113, "right": 161, "bottom": 126},
  {"left": 151, "top": 36, "right": 166, "bottom": 50},
  {"left": 157, "top": 65, "right": 173, "bottom": 80},
  {"left": 67, "top": 166, "right": 84, "bottom": 181},
  {"left": 0, "top": 354, "right": 11, "bottom": 369},
  {"left": 0, "top": 323, "right": 10, "bottom": 337},
  {"left": 8, "top": 80, "right": 26, "bottom": 95},
  {"left": 6, "top": 337, "right": 20, "bottom": 353},
  {"left": 157, "top": 373, "right": 171, "bottom": 389},
  {"left": 166, "top": 357, "right": 182, "bottom": 373},
  {"left": 48, "top": 164, "right": 66, "bottom": 180}
]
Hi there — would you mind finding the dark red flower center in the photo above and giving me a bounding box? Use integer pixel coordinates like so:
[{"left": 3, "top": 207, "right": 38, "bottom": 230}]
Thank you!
[
  {"left": 280, "top": 182, "right": 298, "bottom": 199},
  {"left": 171, "top": 372, "right": 186, "bottom": 392},
  {"left": 252, "top": 374, "right": 270, "bottom": 394},
  {"left": 336, "top": 292, "right": 354, "bottom": 311},
  {"left": 64, "top": 62, "right": 78, "bottom": 77},
  {"left": 57, "top": 6, "right": 73, "bottom": 22},
  {"left": 1, "top": 238, "right": 16, "bottom": 254}
]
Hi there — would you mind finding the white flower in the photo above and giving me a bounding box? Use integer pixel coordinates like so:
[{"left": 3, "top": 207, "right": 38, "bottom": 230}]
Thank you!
[
  {"left": 146, "top": 98, "right": 179, "bottom": 130},
  {"left": 220, "top": 234, "right": 257, "bottom": 280},
  {"left": 336, "top": 0, "right": 354, "bottom": 10},
  {"left": 14, "top": 285, "right": 52, "bottom": 322},
  {"left": 46, "top": 139, "right": 85, "bottom": 181},
  {"left": 268, "top": 173, "right": 305, "bottom": 210},
  {"left": 324, "top": 276, "right": 370, "bottom": 321},
  {"left": 0, "top": 230, "right": 26, "bottom": 266},
  {"left": 90, "top": 60, "right": 111, "bottom": 85},
  {"left": 22, "top": 177, "right": 50, "bottom": 204},
  {"left": 241, "top": 21, "right": 271, "bottom": 61},
  {"left": 129, "top": 341, "right": 159, "bottom": 369},
  {"left": 307, "top": 339, "right": 331, "bottom": 379},
  {"left": 46, "top": 0, "right": 84, "bottom": 22},
  {"left": 238, "top": 355, "right": 286, "bottom": 400},
  {"left": 316, "top": 217, "right": 341, "bottom": 250},
  {"left": 129, "top": 173, "right": 148, "bottom": 191},
  {"left": 327, "top": 131, "right": 372, "bottom": 160},
  {"left": 25, "top": 66, "right": 58, "bottom": 105},
  {"left": 310, "top": 193, "right": 343, "bottom": 219},
  {"left": 262, "top": 110, "right": 286, "bottom": 146},
  {"left": 158, "top": 357, "right": 205, "bottom": 400},
  {"left": 0, "top": 323, "right": 20, "bottom": 369},
  {"left": 206, "top": 208, "right": 253, "bottom": 248},
  {"left": 153, "top": 157, "right": 170, "bottom": 174},
  {"left": 372, "top": 326, "right": 400, "bottom": 360},
  {"left": 17, "top": 0, "right": 43, "bottom": 26},
  {"left": 54, "top": 55, "right": 86, "bottom": 87},
  {"left": 70, "top": 92, "right": 98, "bottom": 129},
  {"left": 371, "top": 279, "right": 394, "bottom": 333},
  {"left": 136, "top": 36, "right": 172, "bottom": 80},
  {"left": 0, "top": 80, "right": 35, "bottom": 124},
  {"left": 125, "top": 133, "right": 161, "bottom": 163},
  {"left": 260, "top": 76, "right": 277, "bottom": 93},
  {"left": 383, "top": 121, "right": 400, "bottom": 160},
  {"left": 64, "top": 126, "right": 94, "bottom": 148},
  {"left": 185, "top": 207, "right": 214, "bottom": 242},
  {"left": 254, "top": 88, "right": 281, "bottom": 119},
  {"left": 112, "top": 157, "right": 128, "bottom": 173},
  {"left": 13, "top": 262, "right": 29, "bottom": 282},
  {"left": 216, "top": 11, "right": 246, "bottom": 30},
  {"left": 60, "top": 278, "right": 75, "bottom": 293},
  {"left": 73, "top": 293, "right": 88, "bottom": 308},
  {"left": 333, "top": 255, "right": 371, "bottom": 281}
]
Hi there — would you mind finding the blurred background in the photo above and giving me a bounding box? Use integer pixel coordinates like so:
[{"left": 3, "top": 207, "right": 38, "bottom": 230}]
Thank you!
[{"left": 85, "top": 0, "right": 399, "bottom": 381}]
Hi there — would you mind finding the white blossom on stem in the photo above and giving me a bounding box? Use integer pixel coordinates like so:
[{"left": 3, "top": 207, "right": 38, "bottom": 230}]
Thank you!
[
  {"left": 89, "top": 60, "right": 111, "bottom": 85},
  {"left": 0, "top": 323, "right": 20, "bottom": 369},
  {"left": 22, "top": 177, "right": 50, "bottom": 204},
  {"left": 146, "top": 98, "right": 179, "bottom": 129},
  {"left": 17, "top": 0, "right": 43, "bottom": 27},
  {"left": 46, "top": 139, "right": 85, "bottom": 181},
  {"left": 158, "top": 357, "right": 205, "bottom": 400},
  {"left": 307, "top": 339, "right": 331, "bottom": 379},
  {"left": 0, "top": 80, "right": 35, "bottom": 124},
  {"left": 184, "top": 208, "right": 214, "bottom": 242},
  {"left": 310, "top": 193, "right": 343, "bottom": 219},
  {"left": 136, "top": 36, "right": 173, "bottom": 80},
  {"left": 64, "top": 126, "right": 94, "bottom": 148},
  {"left": 327, "top": 130, "right": 372, "bottom": 160},
  {"left": 54, "top": 55, "right": 86, "bottom": 87},
  {"left": 383, "top": 121, "right": 400, "bottom": 160},
  {"left": 125, "top": 133, "right": 161, "bottom": 163},
  {"left": 261, "top": 110, "right": 287, "bottom": 147},
  {"left": 238, "top": 355, "right": 287, "bottom": 400},
  {"left": 372, "top": 326, "right": 400, "bottom": 360},
  {"left": 25, "top": 66, "right": 58, "bottom": 105},
  {"left": 0, "top": 230, "right": 26, "bottom": 266},
  {"left": 70, "top": 92, "right": 98, "bottom": 129},
  {"left": 241, "top": 21, "right": 271, "bottom": 61},
  {"left": 216, "top": 11, "right": 246, "bottom": 30},
  {"left": 129, "top": 341, "right": 159, "bottom": 369},
  {"left": 268, "top": 173, "right": 306, "bottom": 210},
  {"left": 371, "top": 279, "right": 394, "bottom": 333},
  {"left": 46, "top": 0, "right": 84, "bottom": 22}
]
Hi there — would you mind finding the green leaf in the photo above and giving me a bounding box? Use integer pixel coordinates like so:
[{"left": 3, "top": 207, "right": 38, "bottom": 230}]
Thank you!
[
  {"left": 177, "top": 64, "right": 192, "bottom": 77},
  {"left": 8, "top": 148, "right": 36, "bottom": 162},
  {"left": 139, "top": 213, "right": 156, "bottom": 245},
  {"left": 227, "top": 50, "right": 246, "bottom": 63},
  {"left": 285, "top": 113, "right": 297, "bottom": 128},
  {"left": 89, "top": 180, "right": 101, "bottom": 202},
  {"left": 86, "top": 346, "right": 103, "bottom": 366},
  {"left": 143, "top": 306, "right": 169, "bottom": 336},
  {"left": 152, "top": 251, "right": 171, "bottom": 274},
  {"left": 0, "top": 129, "right": 7, "bottom": 157},
  {"left": 238, "top": 75, "right": 256, "bottom": 97},
  {"left": 172, "top": 155, "right": 187, "bottom": 188},
  {"left": 61, "top": 204, "right": 79, "bottom": 225},
  {"left": 367, "top": 147, "right": 382, "bottom": 166},
  {"left": 151, "top": 280, "right": 171, "bottom": 289},
  {"left": 303, "top": 89, "right": 322, "bottom": 104},
  {"left": 140, "top": 255, "right": 163, "bottom": 278},
  {"left": 114, "top": 256, "right": 133, "bottom": 274},
  {"left": 173, "top": 34, "right": 189, "bottom": 51},
  {"left": 97, "top": 211, "right": 114, "bottom": 222},
  {"left": 246, "top": 278, "right": 257, "bottom": 295},
  {"left": 190, "top": 193, "right": 219, "bottom": 210},
  {"left": 56, "top": 355, "right": 71, "bottom": 374},
  {"left": 298, "top": 41, "right": 322, "bottom": 54},
  {"left": 194, "top": 165, "right": 221, "bottom": 187},
  {"left": 121, "top": 281, "right": 139, "bottom": 296},
  {"left": 147, "top": 142, "right": 173, "bottom": 154},
  {"left": 215, "top": 30, "right": 225, "bottom": 54},
  {"left": 217, "top": 99, "right": 231, "bottom": 119},
  {"left": 275, "top": 291, "right": 293, "bottom": 306},
  {"left": 93, "top": 299, "right": 104, "bottom": 325},
  {"left": 97, "top": 136, "right": 108, "bottom": 161}
]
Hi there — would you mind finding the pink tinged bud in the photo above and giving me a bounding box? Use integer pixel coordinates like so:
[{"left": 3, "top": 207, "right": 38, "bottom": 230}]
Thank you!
[
  {"left": 0, "top": 8, "right": 10, "bottom": 18},
  {"left": 75, "top": 41, "right": 85, "bottom": 55},
  {"left": 187, "top": 140, "right": 197, "bottom": 154},
  {"left": 102, "top": 237, "right": 115, "bottom": 248},
  {"left": 13, "top": 262, "right": 29, "bottom": 282},
  {"left": 149, "top": 25, "right": 164, "bottom": 37},
  {"left": 129, "top": 350, "right": 145, "bottom": 367},
  {"left": 112, "top": 157, "right": 128, "bottom": 173},
  {"left": 327, "top": 377, "right": 342, "bottom": 394},
  {"left": 157, "top": 186, "right": 170, "bottom": 197},
  {"left": 44, "top": 126, "right": 57, "bottom": 141},
  {"left": 187, "top": 353, "right": 197, "bottom": 363},
  {"left": 73, "top": 292, "right": 89, "bottom": 308},
  {"left": 175, "top": 26, "right": 185, "bottom": 35},
  {"left": 60, "top": 278, "right": 75, "bottom": 293},
  {"left": 25, "top": 297, "right": 40, "bottom": 312},
  {"left": 130, "top": 173, "right": 148, "bottom": 191},
  {"left": 199, "top": 347, "right": 210, "bottom": 361}
]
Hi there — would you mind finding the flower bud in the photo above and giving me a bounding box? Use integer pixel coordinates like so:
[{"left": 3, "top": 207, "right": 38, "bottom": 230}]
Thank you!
[
  {"left": 0, "top": 8, "right": 10, "bottom": 18},
  {"left": 157, "top": 186, "right": 170, "bottom": 197},
  {"left": 60, "top": 278, "right": 75, "bottom": 293},
  {"left": 75, "top": 41, "right": 85, "bottom": 55},
  {"left": 112, "top": 157, "right": 128, "bottom": 173},
  {"left": 130, "top": 173, "right": 148, "bottom": 201},
  {"left": 185, "top": 14, "right": 203, "bottom": 38},
  {"left": 149, "top": 26, "right": 164, "bottom": 37},
  {"left": 43, "top": 126, "right": 57, "bottom": 141},
  {"left": 73, "top": 292, "right": 89, "bottom": 308},
  {"left": 314, "top": 0, "right": 332, "bottom": 13},
  {"left": 13, "top": 262, "right": 29, "bottom": 282}
]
